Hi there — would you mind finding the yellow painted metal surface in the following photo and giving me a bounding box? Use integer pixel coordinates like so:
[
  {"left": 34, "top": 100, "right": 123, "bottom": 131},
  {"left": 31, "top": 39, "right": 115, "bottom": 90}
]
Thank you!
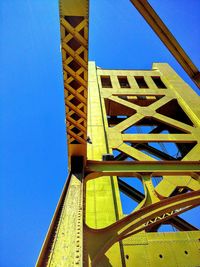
[
  {"left": 86, "top": 62, "right": 123, "bottom": 228},
  {"left": 36, "top": 0, "right": 88, "bottom": 265},
  {"left": 122, "top": 231, "right": 200, "bottom": 267},
  {"left": 36, "top": 173, "right": 83, "bottom": 267},
  {"left": 37, "top": 62, "right": 200, "bottom": 266},
  {"left": 46, "top": 174, "right": 83, "bottom": 266},
  {"left": 60, "top": 0, "right": 89, "bottom": 163},
  {"left": 130, "top": 0, "right": 200, "bottom": 89},
  {"left": 85, "top": 62, "right": 124, "bottom": 266},
  {"left": 36, "top": 1, "right": 200, "bottom": 266},
  {"left": 84, "top": 62, "right": 200, "bottom": 266}
]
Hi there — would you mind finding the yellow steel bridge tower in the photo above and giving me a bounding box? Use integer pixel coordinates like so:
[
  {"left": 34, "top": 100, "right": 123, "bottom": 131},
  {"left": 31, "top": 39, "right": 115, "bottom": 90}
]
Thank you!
[{"left": 36, "top": 1, "right": 200, "bottom": 266}]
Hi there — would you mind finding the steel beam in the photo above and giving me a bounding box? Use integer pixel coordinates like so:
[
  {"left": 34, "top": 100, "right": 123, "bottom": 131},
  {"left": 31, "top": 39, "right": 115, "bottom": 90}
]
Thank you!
[
  {"left": 86, "top": 160, "right": 200, "bottom": 178},
  {"left": 118, "top": 178, "right": 198, "bottom": 231},
  {"left": 60, "top": 0, "right": 89, "bottom": 166},
  {"left": 118, "top": 178, "right": 144, "bottom": 202},
  {"left": 86, "top": 190, "right": 200, "bottom": 266},
  {"left": 130, "top": 0, "right": 200, "bottom": 89},
  {"left": 36, "top": 173, "right": 72, "bottom": 267}
]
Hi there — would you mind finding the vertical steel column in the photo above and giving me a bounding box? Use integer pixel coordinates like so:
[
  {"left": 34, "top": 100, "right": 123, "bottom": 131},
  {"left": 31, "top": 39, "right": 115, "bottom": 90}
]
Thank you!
[{"left": 36, "top": 1, "right": 89, "bottom": 266}]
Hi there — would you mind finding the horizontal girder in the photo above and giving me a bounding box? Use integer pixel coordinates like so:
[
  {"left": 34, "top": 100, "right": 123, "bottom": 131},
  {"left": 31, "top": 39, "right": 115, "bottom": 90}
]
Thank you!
[{"left": 85, "top": 160, "right": 200, "bottom": 178}]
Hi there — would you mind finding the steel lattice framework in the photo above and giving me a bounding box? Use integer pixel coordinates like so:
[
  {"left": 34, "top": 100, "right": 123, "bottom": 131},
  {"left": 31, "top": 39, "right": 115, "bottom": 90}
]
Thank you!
[
  {"left": 60, "top": 0, "right": 88, "bottom": 163},
  {"left": 36, "top": 1, "right": 200, "bottom": 266}
]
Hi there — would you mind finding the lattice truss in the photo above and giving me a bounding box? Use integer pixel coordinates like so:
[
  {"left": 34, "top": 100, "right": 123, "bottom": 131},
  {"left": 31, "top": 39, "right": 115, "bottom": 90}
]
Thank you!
[
  {"left": 60, "top": 15, "right": 88, "bottom": 145},
  {"left": 102, "top": 72, "right": 200, "bottom": 196},
  {"left": 36, "top": 0, "right": 200, "bottom": 265},
  {"left": 84, "top": 67, "right": 200, "bottom": 265}
]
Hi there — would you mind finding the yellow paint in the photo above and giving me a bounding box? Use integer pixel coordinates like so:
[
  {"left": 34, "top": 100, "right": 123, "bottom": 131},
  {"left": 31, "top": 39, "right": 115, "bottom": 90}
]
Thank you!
[
  {"left": 36, "top": 1, "right": 200, "bottom": 266},
  {"left": 84, "top": 62, "right": 200, "bottom": 266},
  {"left": 60, "top": 0, "right": 89, "bottom": 164}
]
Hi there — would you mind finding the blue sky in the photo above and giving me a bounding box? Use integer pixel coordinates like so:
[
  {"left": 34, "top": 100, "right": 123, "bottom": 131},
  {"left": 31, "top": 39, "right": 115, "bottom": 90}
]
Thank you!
[{"left": 0, "top": 1, "right": 199, "bottom": 266}]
